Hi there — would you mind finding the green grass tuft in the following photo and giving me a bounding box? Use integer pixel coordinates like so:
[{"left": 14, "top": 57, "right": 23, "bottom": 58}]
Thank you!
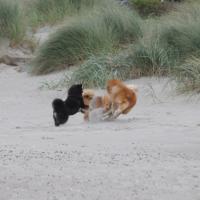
[
  {"left": 159, "top": 4, "right": 200, "bottom": 61},
  {"left": 0, "top": 0, "right": 25, "bottom": 44},
  {"left": 69, "top": 52, "right": 137, "bottom": 88},
  {"left": 132, "top": 39, "right": 172, "bottom": 76},
  {"left": 174, "top": 57, "right": 200, "bottom": 93},
  {"left": 130, "top": 3, "right": 200, "bottom": 77}
]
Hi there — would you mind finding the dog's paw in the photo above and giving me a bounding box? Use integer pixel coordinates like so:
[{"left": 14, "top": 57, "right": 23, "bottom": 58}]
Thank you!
[
  {"left": 101, "top": 115, "right": 109, "bottom": 120},
  {"left": 102, "top": 113, "right": 110, "bottom": 120},
  {"left": 101, "top": 113, "right": 114, "bottom": 121},
  {"left": 112, "top": 112, "right": 121, "bottom": 119},
  {"left": 102, "top": 110, "right": 112, "bottom": 117}
]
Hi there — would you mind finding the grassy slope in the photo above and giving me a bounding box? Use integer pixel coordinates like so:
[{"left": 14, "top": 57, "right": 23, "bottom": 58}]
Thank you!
[
  {"left": 68, "top": 3, "right": 200, "bottom": 90},
  {"left": 30, "top": 3, "right": 142, "bottom": 74},
  {"left": 0, "top": 0, "right": 200, "bottom": 93}
]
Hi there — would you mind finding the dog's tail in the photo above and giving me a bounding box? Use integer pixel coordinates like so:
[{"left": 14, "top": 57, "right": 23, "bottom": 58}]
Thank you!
[{"left": 127, "top": 84, "right": 138, "bottom": 93}]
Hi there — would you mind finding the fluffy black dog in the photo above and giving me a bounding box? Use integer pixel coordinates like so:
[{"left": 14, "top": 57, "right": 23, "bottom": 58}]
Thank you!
[{"left": 52, "top": 84, "right": 85, "bottom": 126}]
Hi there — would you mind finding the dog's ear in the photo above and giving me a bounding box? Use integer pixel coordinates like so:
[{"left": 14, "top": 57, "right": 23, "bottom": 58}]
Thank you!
[
  {"left": 77, "top": 84, "right": 83, "bottom": 89},
  {"left": 78, "top": 84, "right": 83, "bottom": 92},
  {"left": 72, "top": 84, "right": 83, "bottom": 90}
]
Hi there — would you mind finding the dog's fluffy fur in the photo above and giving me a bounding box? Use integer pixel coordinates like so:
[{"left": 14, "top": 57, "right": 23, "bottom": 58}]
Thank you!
[
  {"left": 82, "top": 89, "right": 95, "bottom": 108},
  {"left": 82, "top": 80, "right": 137, "bottom": 121},
  {"left": 82, "top": 93, "right": 111, "bottom": 121},
  {"left": 52, "top": 99, "right": 69, "bottom": 126},
  {"left": 104, "top": 79, "right": 137, "bottom": 119},
  {"left": 52, "top": 84, "right": 86, "bottom": 126}
]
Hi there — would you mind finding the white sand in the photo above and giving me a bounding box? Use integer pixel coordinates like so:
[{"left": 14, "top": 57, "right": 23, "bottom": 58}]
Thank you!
[{"left": 0, "top": 65, "right": 200, "bottom": 200}]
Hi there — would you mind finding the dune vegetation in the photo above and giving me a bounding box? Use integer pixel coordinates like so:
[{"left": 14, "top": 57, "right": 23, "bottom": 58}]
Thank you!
[
  {"left": 174, "top": 57, "right": 200, "bottom": 93},
  {"left": 0, "top": 0, "right": 200, "bottom": 93},
  {"left": 27, "top": 0, "right": 106, "bottom": 27},
  {"left": 0, "top": 0, "right": 25, "bottom": 45},
  {"left": 69, "top": 2, "right": 200, "bottom": 91},
  {"left": 30, "top": 5, "right": 142, "bottom": 75}
]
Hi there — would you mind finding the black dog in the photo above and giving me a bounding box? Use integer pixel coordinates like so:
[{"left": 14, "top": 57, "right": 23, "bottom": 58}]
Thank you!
[{"left": 52, "top": 84, "right": 86, "bottom": 126}]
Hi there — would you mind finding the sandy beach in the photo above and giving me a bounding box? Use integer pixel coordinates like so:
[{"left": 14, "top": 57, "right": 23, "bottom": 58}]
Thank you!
[{"left": 0, "top": 64, "right": 200, "bottom": 200}]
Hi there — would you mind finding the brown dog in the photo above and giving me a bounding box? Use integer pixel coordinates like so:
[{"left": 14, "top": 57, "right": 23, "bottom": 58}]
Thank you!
[{"left": 103, "top": 79, "right": 137, "bottom": 119}]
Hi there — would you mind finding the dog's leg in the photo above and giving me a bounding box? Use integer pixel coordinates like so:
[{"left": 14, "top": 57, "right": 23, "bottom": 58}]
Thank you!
[
  {"left": 102, "top": 102, "right": 118, "bottom": 120},
  {"left": 102, "top": 109, "right": 112, "bottom": 120},
  {"left": 102, "top": 101, "right": 115, "bottom": 119},
  {"left": 84, "top": 111, "right": 89, "bottom": 121},
  {"left": 110, "top": 101, "right": 129, "bottom": 119},
  {"left": 111, "top": 109, "right": 122, "bottom": 119},
  {"left": 102, "top": 108, "right": 112, "bottom": 116}
]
